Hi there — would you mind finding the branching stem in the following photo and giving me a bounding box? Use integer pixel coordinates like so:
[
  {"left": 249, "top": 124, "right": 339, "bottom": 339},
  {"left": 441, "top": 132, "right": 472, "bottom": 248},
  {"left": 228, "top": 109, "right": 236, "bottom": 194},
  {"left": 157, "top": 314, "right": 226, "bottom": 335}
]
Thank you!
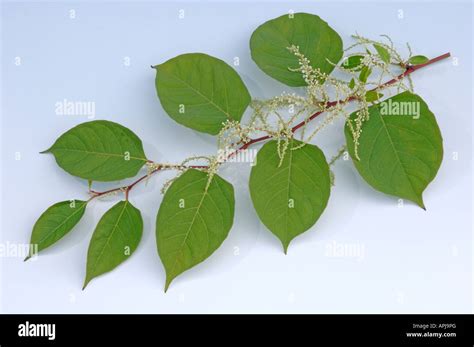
[{"left": 89, "top": 52, "right": 450, "bottom": 200}]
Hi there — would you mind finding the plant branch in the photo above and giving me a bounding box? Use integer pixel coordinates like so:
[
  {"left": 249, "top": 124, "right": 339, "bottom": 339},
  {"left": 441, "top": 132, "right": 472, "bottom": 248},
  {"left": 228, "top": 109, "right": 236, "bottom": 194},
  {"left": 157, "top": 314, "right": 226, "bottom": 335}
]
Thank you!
[{"left": 89, "top": 52, "right": 450, "bottom": 199}]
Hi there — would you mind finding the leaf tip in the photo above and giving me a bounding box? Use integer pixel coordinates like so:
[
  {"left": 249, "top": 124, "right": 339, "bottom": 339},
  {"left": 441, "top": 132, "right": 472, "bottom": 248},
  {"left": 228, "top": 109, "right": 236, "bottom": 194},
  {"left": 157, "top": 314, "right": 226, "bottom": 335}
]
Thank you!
[
  {"left": 282, "top": 242, "right": 290, "bottom": 255},
  {"left": 164, "top": 282, "right": 170, "bottom": 293},
  {"left": 414, "top": 195, "right": 426, "bottom": 210},
  {"left": 39, "top": 148, "right": 51, "bottom": 154},
  {"left": 82, "top": 277, "right": 91, "bottom": 290},
  {"left": 164, "top": 275, "right": 173, "bottom": 293},
  {"left": 24, "top": 249, "right": 37, "bottom": 262}
]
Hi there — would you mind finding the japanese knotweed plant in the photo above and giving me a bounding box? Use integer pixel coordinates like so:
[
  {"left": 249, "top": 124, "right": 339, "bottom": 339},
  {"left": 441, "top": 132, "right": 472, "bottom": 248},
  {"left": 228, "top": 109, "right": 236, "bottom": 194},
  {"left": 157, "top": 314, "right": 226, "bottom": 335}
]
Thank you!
[{"left": 27, "top": 13, "right": 450, "bottom": 291}]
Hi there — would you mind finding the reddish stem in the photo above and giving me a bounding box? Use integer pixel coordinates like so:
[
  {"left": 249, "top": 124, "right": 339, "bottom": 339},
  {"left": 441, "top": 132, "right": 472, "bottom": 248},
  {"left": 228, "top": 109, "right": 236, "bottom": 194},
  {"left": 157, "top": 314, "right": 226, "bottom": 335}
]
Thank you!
[
  {"left": 89, "top": 165, "right": 209, "bottom": 200},
  {"left": 90, "top": 52, "right": 451, "bottom": 199}
]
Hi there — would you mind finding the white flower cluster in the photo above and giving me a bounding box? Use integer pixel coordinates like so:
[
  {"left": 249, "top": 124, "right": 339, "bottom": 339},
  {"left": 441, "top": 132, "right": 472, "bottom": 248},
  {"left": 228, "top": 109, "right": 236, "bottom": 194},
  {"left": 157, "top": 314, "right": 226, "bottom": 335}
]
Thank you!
[{"left": 156, "top": 34, "right": 417, "bottom": 190}]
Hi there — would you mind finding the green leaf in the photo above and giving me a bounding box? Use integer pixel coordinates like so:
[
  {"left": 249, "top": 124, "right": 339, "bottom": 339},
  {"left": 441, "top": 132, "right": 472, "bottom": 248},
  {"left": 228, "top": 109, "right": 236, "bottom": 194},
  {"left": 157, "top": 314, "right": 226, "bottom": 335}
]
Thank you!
[
  {"left": 348, "top": 78, "right": 356, "bottom": 90},
  {"left": 342, "top": 55, "right": 364, "bottom": 71},
  {"left": 358, "top": 66, "right": 372, "bottom": 83},
  {"left": 373, "top": 44, "right": 391, "bottom": 64},
  {"left": 43, "top": 120, "right": 147, "bottom": 182},
  {"left": 83, "top": 200, "right": 143, "bottom": 289},
  {"left": 365, "top": 90, "right": 383, "bottom": 102},
  {"left": 250, "top": 12, "right": 343, "bottom": 87},
  {"left": 249, "top": 139, "right": 331, "bottom": 253},
  {"left": 345, "top": 91, "right": 443, "bottom": 208},
  {"left": 155, "top": 53, "right": 250, "bottom": 135},
  {"left": 156, "top": 169, "right": 235, "bottom": 291},
  {"left": 408, "top": 55, "right": 429, "bottom": 66},
  {"left": 26, "top": 200, "right": 87, "bottom": 260}
]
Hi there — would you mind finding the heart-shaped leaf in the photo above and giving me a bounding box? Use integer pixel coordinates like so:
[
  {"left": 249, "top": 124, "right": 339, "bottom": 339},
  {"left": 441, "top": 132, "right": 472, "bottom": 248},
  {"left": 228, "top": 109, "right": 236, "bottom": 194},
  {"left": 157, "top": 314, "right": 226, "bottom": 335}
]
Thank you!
[
  {"left": 26, "top": 200, "right": 87, "bottom": 260},
  {"left": 83, "top": 200, "right": 143, "bottom": 289},
  {"left": 249, "top": 139, "right": 331, "bottom": 253},
  {"left": 250, "top": 12, "right": 343, "bottom": 86},
  {"left": 156, "top": 169, "right": 235, "bottom": 291},
  {"left": 345, "top": 91, "right": 443, "bottom": 208},
  {"left": 43, "top": 120, "right": 148, "bottom": 182},
  {"left": 155, "top": 53, "right": 251, "bottom": 135}
]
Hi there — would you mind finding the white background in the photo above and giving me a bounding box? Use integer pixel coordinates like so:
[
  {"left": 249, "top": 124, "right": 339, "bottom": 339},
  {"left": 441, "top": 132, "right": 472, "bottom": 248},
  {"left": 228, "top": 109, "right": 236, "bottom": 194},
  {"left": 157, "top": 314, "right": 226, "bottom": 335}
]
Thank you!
[{"left": 1, "top": 0, "right": 472, "bottom": 313}]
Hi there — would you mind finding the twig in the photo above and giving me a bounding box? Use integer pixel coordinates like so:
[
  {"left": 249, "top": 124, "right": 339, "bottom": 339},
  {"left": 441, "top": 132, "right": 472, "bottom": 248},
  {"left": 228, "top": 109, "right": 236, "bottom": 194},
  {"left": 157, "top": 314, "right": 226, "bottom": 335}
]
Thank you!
[{"left": 90, "top": 52, "right": 451, "bottom": 198}]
